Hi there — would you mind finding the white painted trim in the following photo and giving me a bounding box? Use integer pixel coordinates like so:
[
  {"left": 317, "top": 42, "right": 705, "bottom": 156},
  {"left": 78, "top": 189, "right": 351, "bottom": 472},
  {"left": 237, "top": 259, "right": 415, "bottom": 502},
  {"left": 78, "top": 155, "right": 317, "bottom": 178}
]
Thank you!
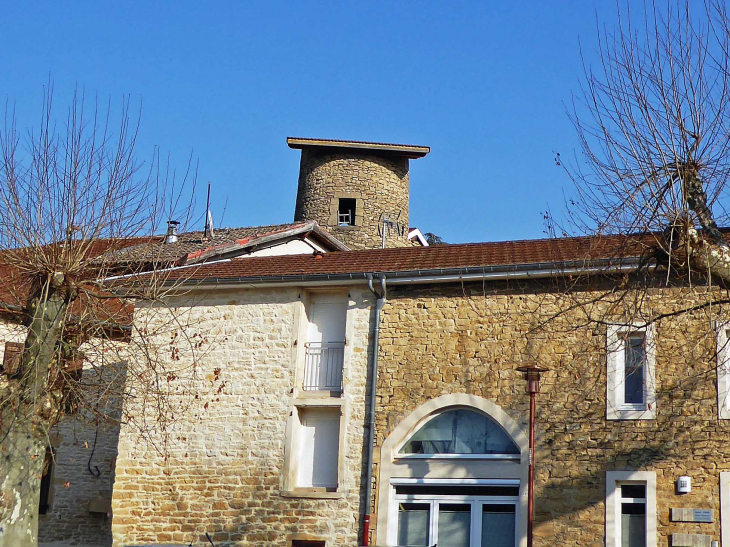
[
  {"left": 721, "top": 472, "right": 730, "bottom": 547},
  {"left": 375, "top": 393, "right": 529, "bottom": 547},
  {"left": 605, "top": 471, "right": 657, "bottom": 547},
  {"left": 396, "top": 453, "right": 521, "bottom": 461},
  {"left": 606, "top": 323, "right": 657, "bottom": 420},
  {"left": 407, "top": 227, "right": 429, "bottom": 246},
  {"left": 391, "top": 478, "right": 520, "bottom": 486},
  {"left": 716, "top": 322, "right": 730, "bottom": 419}
]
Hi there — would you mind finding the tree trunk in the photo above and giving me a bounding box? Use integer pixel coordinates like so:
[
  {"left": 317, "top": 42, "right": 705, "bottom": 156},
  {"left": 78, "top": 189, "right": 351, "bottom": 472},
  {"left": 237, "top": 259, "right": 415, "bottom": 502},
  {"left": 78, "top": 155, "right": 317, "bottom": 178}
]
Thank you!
[
  {"left": 0, "top": 279, "right": 69, "bottom": 547},
  {"left": 0, "top": 427, "right": 46, "bottom": 546}
]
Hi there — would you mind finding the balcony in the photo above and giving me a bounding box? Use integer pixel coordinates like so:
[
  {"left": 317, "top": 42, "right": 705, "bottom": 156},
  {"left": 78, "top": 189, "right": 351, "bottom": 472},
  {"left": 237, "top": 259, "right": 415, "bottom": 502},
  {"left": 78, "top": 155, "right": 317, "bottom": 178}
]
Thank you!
[{"left": 303, "top": 342, "right": 345, "bottom": 391}]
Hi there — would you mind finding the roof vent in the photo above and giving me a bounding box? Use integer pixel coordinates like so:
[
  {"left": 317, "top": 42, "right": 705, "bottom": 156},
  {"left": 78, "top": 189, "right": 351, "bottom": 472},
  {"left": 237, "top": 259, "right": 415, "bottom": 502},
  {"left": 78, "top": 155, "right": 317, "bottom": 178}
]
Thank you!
[{"left": 165, "top": 220, "right": 180, "bottom": 244}]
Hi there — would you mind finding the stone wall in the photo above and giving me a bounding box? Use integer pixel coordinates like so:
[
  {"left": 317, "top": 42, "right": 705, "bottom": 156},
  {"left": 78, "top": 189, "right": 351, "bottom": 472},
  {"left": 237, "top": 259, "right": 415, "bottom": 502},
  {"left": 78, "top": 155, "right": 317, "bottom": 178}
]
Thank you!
[
  {"left": 293, "top": 149, "right": 411, "bottom": 250},
  {"left": 111, "top": 287, "right": 374, "bottom": 547},
  {"left": 0, "top": 322, "right": 120, "bottom": 547},
  {"left": 372, "top": 281, "right": 730, "bottom": 546}
]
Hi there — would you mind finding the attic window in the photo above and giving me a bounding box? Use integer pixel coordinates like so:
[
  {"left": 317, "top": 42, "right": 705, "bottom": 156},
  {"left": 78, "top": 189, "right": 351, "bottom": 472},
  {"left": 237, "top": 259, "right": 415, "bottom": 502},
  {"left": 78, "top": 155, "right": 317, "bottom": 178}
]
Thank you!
[{"left": 337, "top": 198, "right": 356, "bottom": 226}]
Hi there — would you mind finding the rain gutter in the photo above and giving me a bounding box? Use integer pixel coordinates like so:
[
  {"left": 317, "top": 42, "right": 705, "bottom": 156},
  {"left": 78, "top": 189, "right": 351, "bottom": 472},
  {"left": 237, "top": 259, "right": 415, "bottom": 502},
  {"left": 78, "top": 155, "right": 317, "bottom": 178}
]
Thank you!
[{"left": 362, "top": 273, "right": 386, "bottom": 546}]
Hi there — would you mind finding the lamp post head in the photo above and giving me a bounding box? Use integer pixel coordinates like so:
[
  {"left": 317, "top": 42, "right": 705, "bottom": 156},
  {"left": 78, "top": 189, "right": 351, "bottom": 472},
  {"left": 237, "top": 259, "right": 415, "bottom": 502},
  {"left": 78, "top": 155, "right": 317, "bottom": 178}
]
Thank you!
[{"left": 516, "top": 364, "right": 549, "bottom": 394}]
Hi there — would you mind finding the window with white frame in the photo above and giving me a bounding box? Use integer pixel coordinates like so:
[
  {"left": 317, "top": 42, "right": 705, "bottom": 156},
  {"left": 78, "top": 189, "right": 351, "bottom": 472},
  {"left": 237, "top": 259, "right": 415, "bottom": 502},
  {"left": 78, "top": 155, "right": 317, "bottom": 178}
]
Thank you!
[
  {"left": 605, "top": 471, "right": 656, "bottom": 547},
  {"left": 303, "top": 294, "right": 347, "bottom": 393},
  {"left": 716, "top": 322, "right": 730, "bottom": 419},
  {"left": 386, "top": 406, "right": 522, "bottom": 547},
  {"left": 720, "top": 472, "right": 730, "bottom": 547},
  {"left": 606, "top": 324, "right": 656, "bottom": 420},
  {"left": 295, "top": 407, "right": 340, "bottom": 490},
  {"left": 392, "top": 483, "right": 518, "bottom": 547}
]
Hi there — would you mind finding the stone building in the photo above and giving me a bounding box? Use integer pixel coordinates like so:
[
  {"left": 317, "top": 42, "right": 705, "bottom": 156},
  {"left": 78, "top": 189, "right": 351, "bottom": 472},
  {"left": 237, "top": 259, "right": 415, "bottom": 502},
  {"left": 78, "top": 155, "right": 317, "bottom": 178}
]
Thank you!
[
  {"left": 111, "top": 233, "right": 730, "bottom": 547},
  {"left": 14, "top": 137, "right": 730, "bottom": 547}
]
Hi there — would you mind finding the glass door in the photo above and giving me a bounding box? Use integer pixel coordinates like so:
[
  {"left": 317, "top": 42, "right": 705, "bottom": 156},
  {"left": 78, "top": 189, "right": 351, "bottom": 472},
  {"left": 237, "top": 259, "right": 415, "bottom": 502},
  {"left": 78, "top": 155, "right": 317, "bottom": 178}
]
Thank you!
[
  {"left": 480, "top": 504, "right": 515, "bottom": 547},
  {"left": 394, "top": 496, "right": 517, "bottom": 547},
  {"left": 437, "top": 503, "right": 471, "bottom": 547}
]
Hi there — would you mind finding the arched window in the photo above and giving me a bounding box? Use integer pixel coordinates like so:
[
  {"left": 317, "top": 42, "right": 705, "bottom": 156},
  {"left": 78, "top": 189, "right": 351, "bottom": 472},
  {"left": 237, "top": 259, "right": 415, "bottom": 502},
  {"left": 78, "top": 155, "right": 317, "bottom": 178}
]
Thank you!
[
  {"left": 377, "top": 395, "right": 529, "bottom": 547},
  {"left": 399, "top": 408, "right": 519, "bottom": 456}
]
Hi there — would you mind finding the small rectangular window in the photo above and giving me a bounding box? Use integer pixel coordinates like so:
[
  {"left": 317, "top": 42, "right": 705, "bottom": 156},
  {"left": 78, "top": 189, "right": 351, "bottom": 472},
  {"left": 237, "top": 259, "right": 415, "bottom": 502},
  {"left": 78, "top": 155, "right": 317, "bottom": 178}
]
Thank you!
[
  {"left": 296, "top": 407, "right": 340, "bottom": 489},
  {"left": 716, "top": 323, "right": 730, "bottom": 418},
  {"left": 291, "top": 541, "right": 325, "bottom": 547},
  {"left": 606, "top": 325, "right": 656, "bottom": 420},
  {"left": 624, "top": 334, "right": 646, "bottom": 405},
  {"left": 2, "top": 341, "right": 23, "bottom": 377},
  {"left": 606, "top": 471, "right": 656, "bottom": 547},
  {"left": 620, "top": 484, "right": 646, "bottom": 547},
  {"left": 337, "top": 198, "right": 356, "bottom": 226},
  {"left": 39, "top": 448, "right": 55, "bottom": 515}
]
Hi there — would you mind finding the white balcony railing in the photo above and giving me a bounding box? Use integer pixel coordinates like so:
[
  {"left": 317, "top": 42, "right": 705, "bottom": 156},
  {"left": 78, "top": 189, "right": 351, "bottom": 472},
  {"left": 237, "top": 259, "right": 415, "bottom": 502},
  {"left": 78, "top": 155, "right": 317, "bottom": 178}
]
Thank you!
[{"left": 303, "top": 342, "right": 345, "bottom": 391}]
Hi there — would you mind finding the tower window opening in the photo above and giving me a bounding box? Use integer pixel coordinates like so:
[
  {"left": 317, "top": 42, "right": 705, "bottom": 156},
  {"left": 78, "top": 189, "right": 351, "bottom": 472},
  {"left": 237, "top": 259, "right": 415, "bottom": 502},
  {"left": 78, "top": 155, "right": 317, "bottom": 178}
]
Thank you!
[{"left": 338, "top": 198, "right": 356, "bottom": 226}]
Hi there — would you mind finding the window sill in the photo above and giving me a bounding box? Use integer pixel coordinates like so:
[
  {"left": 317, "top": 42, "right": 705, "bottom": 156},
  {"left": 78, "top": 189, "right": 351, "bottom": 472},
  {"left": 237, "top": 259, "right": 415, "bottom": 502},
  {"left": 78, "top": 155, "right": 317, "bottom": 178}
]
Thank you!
[
  {"left": 607, "top": 407, "right": 656, "bottom": 420},
  {"left": 280, "top": 489, "right": 343, "bottom": 499}
]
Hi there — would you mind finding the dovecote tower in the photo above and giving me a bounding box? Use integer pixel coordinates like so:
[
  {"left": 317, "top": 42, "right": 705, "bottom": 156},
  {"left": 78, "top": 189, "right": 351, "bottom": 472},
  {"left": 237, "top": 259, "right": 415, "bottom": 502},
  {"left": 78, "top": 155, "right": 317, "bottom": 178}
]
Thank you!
[{"left": 288, "top": 137, "right": 430, "bottom": 250}]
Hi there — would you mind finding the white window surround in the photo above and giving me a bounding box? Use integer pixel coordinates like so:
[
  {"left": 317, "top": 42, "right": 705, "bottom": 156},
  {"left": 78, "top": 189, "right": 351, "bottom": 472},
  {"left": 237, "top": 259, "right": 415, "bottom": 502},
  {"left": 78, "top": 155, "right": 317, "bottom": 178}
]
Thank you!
[
  {"left": 716, "top": 321, "right": 730, "bottom": 419},
  {"left": 606, "top": 323, "right": 656, "bottom": 420},
  {"left": 281, "top": 403, "right": 346, "bottom": 498},
  {"left": 721, "top": 472, "right": 730, "bottom": 546},
  {"left": 605, "top": 471, "right": 657, "bottom": 547},
  {"left": 375, "top": 393, "right": 529, "bottom": 547}
]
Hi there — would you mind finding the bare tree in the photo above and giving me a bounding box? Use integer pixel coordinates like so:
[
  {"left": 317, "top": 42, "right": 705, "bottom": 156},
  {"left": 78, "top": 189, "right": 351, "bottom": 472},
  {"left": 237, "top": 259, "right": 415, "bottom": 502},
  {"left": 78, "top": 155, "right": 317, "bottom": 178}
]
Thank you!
[
  {"left": 0, "top": 86, "right": 202, "bottom": 546},
  {"left": 556, "top": 0, "right": 730, "bottom": 282}
]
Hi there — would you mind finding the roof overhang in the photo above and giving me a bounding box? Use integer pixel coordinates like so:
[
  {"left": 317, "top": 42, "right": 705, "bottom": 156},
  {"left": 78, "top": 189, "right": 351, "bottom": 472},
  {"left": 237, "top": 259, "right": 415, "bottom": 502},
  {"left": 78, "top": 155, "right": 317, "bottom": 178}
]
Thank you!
[
  {"left": 287, "top": 137, "right": 430, "bottom": 159},
  {"left": 143, "top": 256, "right": 648, "bottom": 291}
]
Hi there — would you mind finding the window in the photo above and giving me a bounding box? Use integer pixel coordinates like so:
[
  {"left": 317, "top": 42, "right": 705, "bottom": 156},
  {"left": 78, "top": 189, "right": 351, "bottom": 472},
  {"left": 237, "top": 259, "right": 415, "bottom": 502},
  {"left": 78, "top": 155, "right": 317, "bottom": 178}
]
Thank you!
[
  {"left": 296, "top": 407, "right": 340, "bottom": 490},
  {"left": 377, "top": 395, "right": 528, "bottom": 546},
  {"left": 392, "top": 485, "right": 518, "bottom": 547},
  {"left": 303, "top": 294, "right": 346, "bottom": 392},
  {"left": 2, "top": 341, "right": 23, "bottom": 377},
  {"left": 399, "top": 408, "right": 519, "bottom": 457},
  {"left": 605, "top": 471, "right": 656, "bottom": 547},
  {"left": 337, "top": 198, "right": 356, "bottom": 226},
  {"left": 291, "top": 541, "right": 325, "bottom": 547},
  {"left": 720, "top": 472, "right": 730, "bottom": 547},
  {"left": 38, "top": 447, "right": 55, "bottom": 515},
  {"left": 606, "top": 324, "right": 656, "bottom": 420},
  {"left": 710, "top": 321, "right": 730, "bottom": 419}
]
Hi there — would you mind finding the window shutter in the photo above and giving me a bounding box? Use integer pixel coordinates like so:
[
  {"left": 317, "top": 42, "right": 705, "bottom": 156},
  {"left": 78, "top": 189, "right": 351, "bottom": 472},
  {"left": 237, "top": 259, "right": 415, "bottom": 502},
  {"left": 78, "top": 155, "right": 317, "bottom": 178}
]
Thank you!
[
  {"left": 297, "top": 408, "right": 340, "bottom": 488},
  {"left": 307, "top": 296, "right": 347, "bottom": 344},
  {"left": 2, "top": 342, "right": 23, "bottom": 376}
]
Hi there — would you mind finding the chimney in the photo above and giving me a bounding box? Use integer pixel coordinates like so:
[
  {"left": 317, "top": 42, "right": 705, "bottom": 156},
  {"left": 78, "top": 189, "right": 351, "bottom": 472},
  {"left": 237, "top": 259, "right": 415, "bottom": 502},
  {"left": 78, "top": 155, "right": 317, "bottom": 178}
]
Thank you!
[{"left": 165, "top": 220, "right": 180, "bottom": 244}]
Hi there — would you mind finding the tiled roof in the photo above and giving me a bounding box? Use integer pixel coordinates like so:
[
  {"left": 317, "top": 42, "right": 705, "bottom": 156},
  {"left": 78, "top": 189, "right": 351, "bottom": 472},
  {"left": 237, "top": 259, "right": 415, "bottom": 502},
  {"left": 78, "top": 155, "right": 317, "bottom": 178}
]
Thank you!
[
  {"left": 159, "top": 232, "right": 655, "bottom": 284},
  {"left": 104, "top": 221, "right": 347, "bottom": 265}
]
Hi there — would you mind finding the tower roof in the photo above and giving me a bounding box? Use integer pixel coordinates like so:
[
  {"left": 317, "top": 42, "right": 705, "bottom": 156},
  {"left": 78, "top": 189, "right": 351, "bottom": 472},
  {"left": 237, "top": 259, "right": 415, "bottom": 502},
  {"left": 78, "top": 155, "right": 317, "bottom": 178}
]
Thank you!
[{"left": 286, "top": 137, "right": 430, "bottom": 159}]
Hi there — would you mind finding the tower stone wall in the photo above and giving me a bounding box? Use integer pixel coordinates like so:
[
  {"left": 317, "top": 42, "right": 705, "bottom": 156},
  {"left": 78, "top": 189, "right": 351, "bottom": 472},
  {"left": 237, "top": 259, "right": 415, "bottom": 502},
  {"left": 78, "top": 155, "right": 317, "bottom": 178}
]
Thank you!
[{"left": 293, "top": 148, "right": 411, "bottom": 250}]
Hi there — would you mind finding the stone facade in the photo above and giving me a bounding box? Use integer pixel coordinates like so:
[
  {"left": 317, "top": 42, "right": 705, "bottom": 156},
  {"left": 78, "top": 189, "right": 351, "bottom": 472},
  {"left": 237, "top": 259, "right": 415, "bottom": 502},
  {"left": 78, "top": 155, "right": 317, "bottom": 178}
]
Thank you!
[
  {"left": 370, "top": 280, "right": 730, "bottom": 547},
  {"left": 293, "top": 149, "right": 411, "bottom": 250},
  {"left": 111, "top": 287, "right": 374, "bottom": 547},
  {"left": 0, "top": 322, "right": 120, "bottom": 547}
]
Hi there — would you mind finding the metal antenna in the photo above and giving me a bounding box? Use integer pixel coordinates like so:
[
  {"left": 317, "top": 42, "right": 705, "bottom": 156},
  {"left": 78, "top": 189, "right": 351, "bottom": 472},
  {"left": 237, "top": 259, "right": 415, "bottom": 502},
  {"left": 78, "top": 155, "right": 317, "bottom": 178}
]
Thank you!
[
  {"left": 204, "top": 182, "right": 214, "bottom": 239},
  {"left": 379, "top": 211, "right": 404, "bottom": 249}
]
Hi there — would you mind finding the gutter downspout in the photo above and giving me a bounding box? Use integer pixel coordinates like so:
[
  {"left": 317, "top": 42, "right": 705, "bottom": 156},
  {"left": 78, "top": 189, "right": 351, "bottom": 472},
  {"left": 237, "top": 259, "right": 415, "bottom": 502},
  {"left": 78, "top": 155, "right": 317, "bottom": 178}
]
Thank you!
[{"left": 363, "top": 273, "right": 386, "bottom": 546}]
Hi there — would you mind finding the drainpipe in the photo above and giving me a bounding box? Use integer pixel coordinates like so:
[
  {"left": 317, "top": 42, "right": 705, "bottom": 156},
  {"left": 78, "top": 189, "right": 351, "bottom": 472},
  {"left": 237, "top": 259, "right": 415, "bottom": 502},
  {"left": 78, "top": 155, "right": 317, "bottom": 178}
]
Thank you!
[{"left": 363, "top": 273, "right": 386, "bottom": 546}]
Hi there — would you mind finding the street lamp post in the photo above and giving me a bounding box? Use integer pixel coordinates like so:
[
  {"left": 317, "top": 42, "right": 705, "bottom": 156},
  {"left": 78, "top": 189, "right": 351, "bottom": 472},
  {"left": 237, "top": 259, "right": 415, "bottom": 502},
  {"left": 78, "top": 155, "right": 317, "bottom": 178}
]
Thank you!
[{"left": 516, "top": 364, "right": 549, "bottom": 547}]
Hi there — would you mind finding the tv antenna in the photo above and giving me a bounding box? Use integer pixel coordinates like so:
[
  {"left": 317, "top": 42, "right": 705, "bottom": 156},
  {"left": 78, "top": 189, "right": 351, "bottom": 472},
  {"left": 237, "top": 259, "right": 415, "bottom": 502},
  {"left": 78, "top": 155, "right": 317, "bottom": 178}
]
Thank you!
[{"left": 378, "top": 211, "right": 405, "bottom": 249}]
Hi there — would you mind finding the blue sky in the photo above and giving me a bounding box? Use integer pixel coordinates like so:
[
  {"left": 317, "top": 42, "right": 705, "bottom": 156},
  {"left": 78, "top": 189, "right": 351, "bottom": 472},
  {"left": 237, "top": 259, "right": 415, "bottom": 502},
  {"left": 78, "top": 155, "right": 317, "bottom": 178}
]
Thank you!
[{"left": 2, "top": 1, "right": 628, "bottom": 244}]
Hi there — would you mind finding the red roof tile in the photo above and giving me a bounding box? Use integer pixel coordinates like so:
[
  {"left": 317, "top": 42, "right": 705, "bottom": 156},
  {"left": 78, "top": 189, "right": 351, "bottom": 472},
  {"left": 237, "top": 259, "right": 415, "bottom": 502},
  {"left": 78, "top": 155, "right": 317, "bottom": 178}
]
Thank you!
[{"left": 160, "top": 233, "right": 654, "bottom": 283}]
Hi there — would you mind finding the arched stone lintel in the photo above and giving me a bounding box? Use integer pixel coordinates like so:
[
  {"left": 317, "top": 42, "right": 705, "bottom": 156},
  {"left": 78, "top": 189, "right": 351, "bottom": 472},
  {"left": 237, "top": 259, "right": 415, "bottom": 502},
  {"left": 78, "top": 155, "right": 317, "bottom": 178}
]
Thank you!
[
  {"left": 382, "top": 393, "right": 528, "bottom": 462},
  {"left": 374, "top": 394, "right": 529, "bottom": 547}
]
